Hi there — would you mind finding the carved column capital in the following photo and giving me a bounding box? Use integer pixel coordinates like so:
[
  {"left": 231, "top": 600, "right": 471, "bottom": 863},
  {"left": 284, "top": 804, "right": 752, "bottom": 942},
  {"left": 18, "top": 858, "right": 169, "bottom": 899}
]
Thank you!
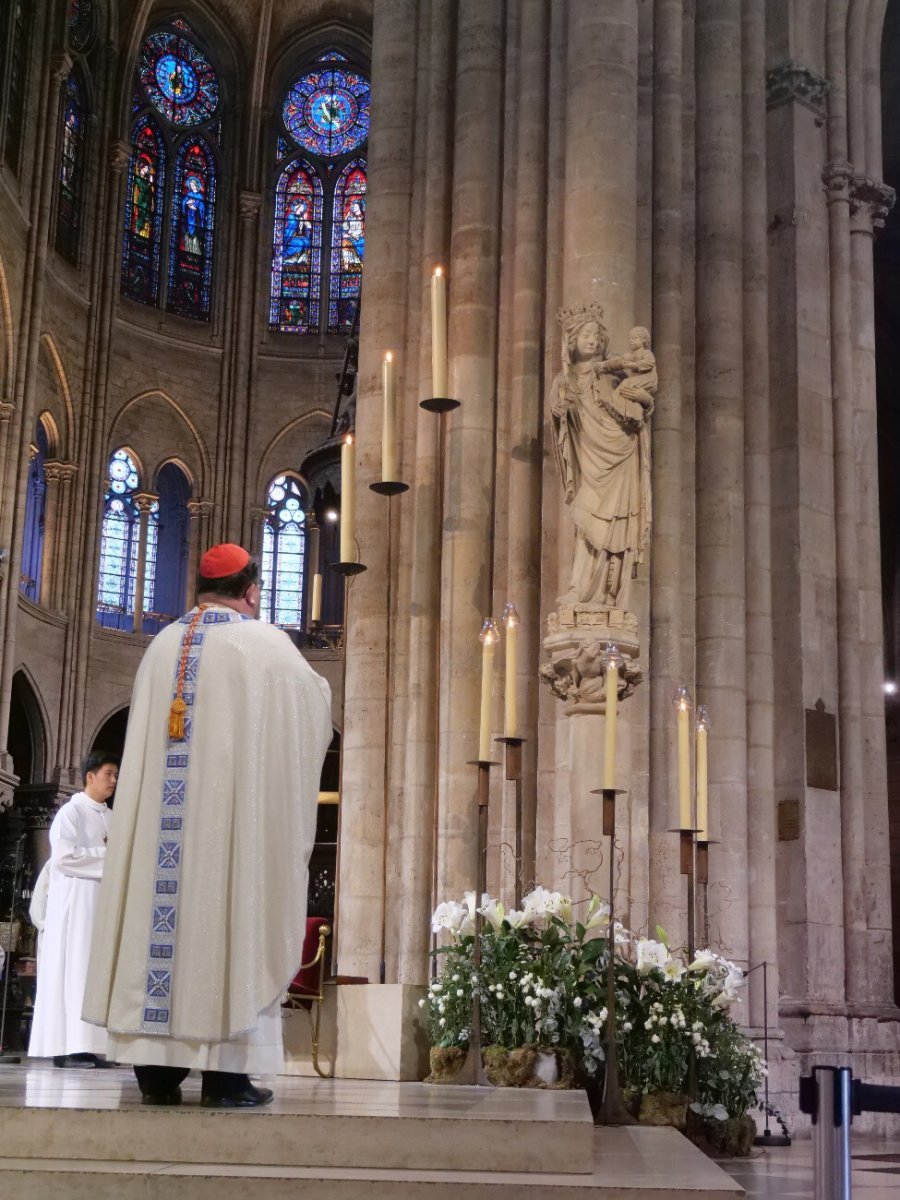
[
  {"left": 109, "top": 138, "right": 132, "bottom": 175},
  {"left": 849, "top": 175, "right": 897, "bottom": 231},
  {"left": 133, "top": 491, "right": 158, "bottom": 515},
  {"left": 823, "top": 159, "right": 855, "bottom": 204},
  {"left": 50, "top": 52, "right": 74, "bottom": 84},
  {"left": 766, "top": 61, "right": 830, "bottom": 124},
  {"left": 43, "top": 460, "right": 78, "bottom": 484},
  {"left": 239, "top": 191, "right": 263, "bottom": 221},
  {"left": 0, "top": 399, "right": 16, "bottom": 423},
  {"left": 186, "top": 498, "right": 215, "bottom": 519}
]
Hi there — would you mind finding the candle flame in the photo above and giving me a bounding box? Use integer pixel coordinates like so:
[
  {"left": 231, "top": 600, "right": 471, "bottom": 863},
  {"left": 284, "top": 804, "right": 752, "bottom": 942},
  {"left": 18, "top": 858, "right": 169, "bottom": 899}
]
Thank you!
[
  {"left": 673, "top": 685, "right": 692, "bottom": 711},
  {"left": 434, "top": 265, "right": 443, "bottom": 278},
  {"left": 479, "top": 618, "right": 500, "bottom": 646},
  {"left": 345, "top": 434, "right": 353, "bottom": 446},
  {"left": 696, "top": 705, "right": 711, "bottom": 732},
  {"left": 385, "top": 351, "right": 393, "bottom": 363},
  {"left": 502, "top": 601, "right": 520, "bottom": 628}
]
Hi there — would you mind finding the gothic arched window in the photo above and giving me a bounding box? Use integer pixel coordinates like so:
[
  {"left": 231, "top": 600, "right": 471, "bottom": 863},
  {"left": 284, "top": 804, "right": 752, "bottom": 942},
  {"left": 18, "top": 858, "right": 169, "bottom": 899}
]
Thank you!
[
  {"left": 55, "top": 70, "right": 88, "bottom": 262},
  {"left": 1, "top": 0, "right": 32, "bottom": 175},
  {"left": 67, "top": 0, "right": 95, "bottom": 54},
  {"left": 20, "top": 422, "right": 49, "bottom": 602},
  {"left": 260, "top": 475, "right": 307, "bottom": 628},
  {"left": 96, "top": 448, "right": 157, "bottom": 629},
  {"left": 270, "top": 49, "right": 369, "bottom": 335},
  {"left": 121, "top": 20, "right": 220, "bottom": 320},
  {"left": 152, "top": 462, "right": 191, "bottom": 623}
]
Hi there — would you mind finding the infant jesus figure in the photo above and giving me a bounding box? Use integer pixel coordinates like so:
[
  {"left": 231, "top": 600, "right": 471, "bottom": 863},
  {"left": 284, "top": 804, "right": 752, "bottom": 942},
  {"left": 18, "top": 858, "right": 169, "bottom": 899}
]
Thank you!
[{"left": 596, "top": 326, "right": 657, "bottom": 427}]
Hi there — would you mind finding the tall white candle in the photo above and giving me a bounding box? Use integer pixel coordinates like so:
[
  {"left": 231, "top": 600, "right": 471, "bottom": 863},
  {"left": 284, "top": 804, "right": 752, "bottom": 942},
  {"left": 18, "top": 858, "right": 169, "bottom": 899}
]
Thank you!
[
  {"left": 503, "top": 603, "right": 520, "bottom": 737},
  {"left": 310, "top": 572, "right": 323, "bottom": 623},
  {"left": 340, "top": 435, "right": 355, "bottom": 563},
  {"left": 603, "top": 660, "right": 618, "bottom": 790},
  {"left": 382, "top": 351, "right": 396, "bottom": 481},
  {"left": 479, "top": 619, "right": 499, "bottom": 760},
  {"left": 431, "top": 267, "right": 448, "bottom": 398},
  {"left": 674, "top": 687, "right": 692, "bottom": 829},
  {"left": 696, "top": 706, "right": 710, "bottom": 840}
]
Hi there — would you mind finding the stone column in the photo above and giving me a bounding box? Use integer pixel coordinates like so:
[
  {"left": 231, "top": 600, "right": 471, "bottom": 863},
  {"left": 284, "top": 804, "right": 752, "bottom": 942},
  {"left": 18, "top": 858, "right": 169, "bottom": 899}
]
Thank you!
[
  {"left": 742, "top": 0, "right": 778, "bottom": 1025},
  {"left": 41, "top": 461, "right": 77, "bottom": 610},
  {"left": 694, "top": 0, "right": 749, "bottom": 963},
  {"left": 823, "top": 4, "right": 867, "bottom": 1003},
  {"left": 500, "top": 0, "right": 550, "bottom": 904},
  {"left": 395, "top": 1, "right": 453, "bottom": 985},
  {"left": 435, "top": 0, "right": 505, "bottom": 902},
  {"left": 648, "top": 0, "right": 685, "bottom": 939},
  {"left": 849, "top": 175, "right": 896, "bottom": 1003},
  {"left": 186, "top": 499, "right": 214, "bottom": 605},
  {"left": 248, "top": 504, "right": 268, "bottom": 561},
  {"left": 336, "top": 0, "right": 420, "bottom": 981},
  {"left": 131, "top": 492, "right": 157, "bottom": 634}
]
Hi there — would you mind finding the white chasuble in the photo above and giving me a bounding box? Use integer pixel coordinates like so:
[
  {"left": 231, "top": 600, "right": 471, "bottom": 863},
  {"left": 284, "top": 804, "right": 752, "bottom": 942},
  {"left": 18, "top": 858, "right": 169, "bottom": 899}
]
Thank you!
[
  {"left": 29, "top": 793, "right": 110, "bottom": 1057},
  {"left": 83, "top": 607, "right": 332, "bottom": 1072}
]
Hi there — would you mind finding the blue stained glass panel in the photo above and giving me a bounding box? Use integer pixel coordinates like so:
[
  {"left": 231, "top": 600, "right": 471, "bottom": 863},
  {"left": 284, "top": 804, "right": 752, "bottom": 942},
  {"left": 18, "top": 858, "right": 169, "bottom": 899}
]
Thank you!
[
  {"left": 139, "top": 30, "right": 219, "bottom": 127},
  {"left": 281, "top": 66, "right": 370, "bottom": 158},
  {"left": 122, "top": 118, "right": 166, "bottom": 305},
  {"left": 260, "top": 476, "right": 306, "bottom": 628},
  {"left": 166, "top": 137, "right": 216, "bottom": 320},
  {"left": 328, "top": 159, "right": 366, "bottom": 334},
  {"left": 67, "top": 0, "right": 93, "bottom": 53},
  {"left": 269, "top": 161, "right": 323, "bottom": 333},
  {"left": 56, "top": 71, "right": 86, "bottom": 262}
]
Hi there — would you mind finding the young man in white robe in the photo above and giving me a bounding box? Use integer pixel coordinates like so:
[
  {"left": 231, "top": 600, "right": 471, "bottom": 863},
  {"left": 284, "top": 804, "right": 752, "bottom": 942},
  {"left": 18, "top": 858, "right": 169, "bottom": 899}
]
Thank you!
[
  {"left": 29, "top": 752, "right": 119, "bottom": 1067},
  {"left": 84, "top": 544, "right": 332, "bottom": 1107}
]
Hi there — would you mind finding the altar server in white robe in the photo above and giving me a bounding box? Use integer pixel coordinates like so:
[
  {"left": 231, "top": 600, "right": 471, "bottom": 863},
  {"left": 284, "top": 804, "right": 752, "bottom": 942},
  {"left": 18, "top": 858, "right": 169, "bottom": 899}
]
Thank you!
[
  {"left": 29, "top": 752, "right": 119, "bottom": 1067},
  {"left": 84, "top": 544, "right": 332, "bottom": 1108}
]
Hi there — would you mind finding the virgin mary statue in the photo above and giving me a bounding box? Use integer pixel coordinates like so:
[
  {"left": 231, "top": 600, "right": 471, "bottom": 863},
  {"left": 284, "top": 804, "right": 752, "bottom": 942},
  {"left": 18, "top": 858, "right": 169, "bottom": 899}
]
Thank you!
[{"left": 550, "top": 304, "right": 653, "bottom": 612}]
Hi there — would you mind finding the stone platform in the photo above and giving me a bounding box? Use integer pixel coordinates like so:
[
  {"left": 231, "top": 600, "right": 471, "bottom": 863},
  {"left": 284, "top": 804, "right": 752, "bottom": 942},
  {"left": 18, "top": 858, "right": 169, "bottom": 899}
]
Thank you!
[{"left": 0, "top": 1064, "right": 742, "bottom": 1198}]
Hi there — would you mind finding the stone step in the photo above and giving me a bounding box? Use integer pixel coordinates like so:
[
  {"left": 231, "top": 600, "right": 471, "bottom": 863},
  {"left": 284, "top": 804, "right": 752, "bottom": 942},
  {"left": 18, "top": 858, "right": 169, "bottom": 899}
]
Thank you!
[
  {"left": 1, "top": 1067, "right": 593, "bottom": 1176},
  {"left": 0, "top": 1128, "right": 743, "bottom": 1200}
]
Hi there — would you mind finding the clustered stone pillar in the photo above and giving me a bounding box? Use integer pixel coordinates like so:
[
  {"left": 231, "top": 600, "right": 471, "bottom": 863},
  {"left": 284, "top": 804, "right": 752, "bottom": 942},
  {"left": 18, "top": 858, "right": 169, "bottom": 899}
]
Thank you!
[
  {"left": 435, "top": 0, "right": 505, "bottom": 903},
  {"left": 694, "top": 0, "right": 749, "bottom": 965},
  {"left": 41, "top": 461, "right": 77, "bottom": 611},
  {"left": 131, "top": 492, "right": 158, "bottom": 633}
]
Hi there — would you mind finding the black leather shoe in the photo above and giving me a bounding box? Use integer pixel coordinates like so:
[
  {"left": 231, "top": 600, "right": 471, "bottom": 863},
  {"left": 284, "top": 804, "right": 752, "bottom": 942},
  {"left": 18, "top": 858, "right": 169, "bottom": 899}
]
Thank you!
[
  {"left": 140, "top": 1089, "right": 182, "bottom": 1106},
  {"left": 200, "top": 1084, "right": 274, "bottom": 1108}
]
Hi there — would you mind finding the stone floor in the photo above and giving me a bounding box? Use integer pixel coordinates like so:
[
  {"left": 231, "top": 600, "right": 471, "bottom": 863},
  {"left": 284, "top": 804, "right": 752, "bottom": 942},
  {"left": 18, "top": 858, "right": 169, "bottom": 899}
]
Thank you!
[{"left": 720, "top": 1135, "right": 900, "bottom": 1199}]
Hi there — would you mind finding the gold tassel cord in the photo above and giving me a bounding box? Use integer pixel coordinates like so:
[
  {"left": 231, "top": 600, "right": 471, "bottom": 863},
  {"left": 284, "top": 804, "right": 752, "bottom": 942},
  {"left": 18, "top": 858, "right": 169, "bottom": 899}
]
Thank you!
[{"left": 168, "top": 605, "right": 210, "bottom": 742}]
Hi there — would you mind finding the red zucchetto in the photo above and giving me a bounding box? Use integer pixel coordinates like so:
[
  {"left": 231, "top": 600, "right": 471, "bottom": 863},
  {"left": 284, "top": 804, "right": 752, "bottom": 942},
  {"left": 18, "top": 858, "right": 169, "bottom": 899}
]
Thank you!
[{"left": 199, "top": 543, "right": 250, "bottom": 579}]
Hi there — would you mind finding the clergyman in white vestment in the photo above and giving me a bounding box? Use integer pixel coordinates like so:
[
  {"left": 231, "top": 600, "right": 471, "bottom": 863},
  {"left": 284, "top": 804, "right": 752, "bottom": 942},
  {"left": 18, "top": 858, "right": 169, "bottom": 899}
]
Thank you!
[
  {"left": 29, "top": 753, "right": 119, "bottom": 1066},
  {"left": 83, "top": 544, "right": 332, "bottom": 1107}
]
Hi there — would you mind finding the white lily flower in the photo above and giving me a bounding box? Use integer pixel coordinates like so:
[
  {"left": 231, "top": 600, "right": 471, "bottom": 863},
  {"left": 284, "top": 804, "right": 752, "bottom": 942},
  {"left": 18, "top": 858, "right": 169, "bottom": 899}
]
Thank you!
[
  {"left": 478, "top": 896, "right": 506, "bottom": 931},
  {"left": 688, "top": 948, "right": 718, "bottom": 972},
  {"left": 636, "top": 938, "right": 670, "bottom": 974},
  {"left": 431, "top": 901, "right": 466, "bottom": 935},
  {"left": 584, "top": 899, "right": 612, "bottom": 930}
]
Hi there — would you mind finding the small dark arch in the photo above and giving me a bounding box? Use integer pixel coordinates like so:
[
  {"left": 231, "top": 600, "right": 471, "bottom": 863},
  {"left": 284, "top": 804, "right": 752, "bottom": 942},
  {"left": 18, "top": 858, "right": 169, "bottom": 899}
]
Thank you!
[
  {"left": 90, "top": 706, "right": 129, "bottom": 761},
  {"left": 8, "top": 670, "right": 48, "bottom": 785}
]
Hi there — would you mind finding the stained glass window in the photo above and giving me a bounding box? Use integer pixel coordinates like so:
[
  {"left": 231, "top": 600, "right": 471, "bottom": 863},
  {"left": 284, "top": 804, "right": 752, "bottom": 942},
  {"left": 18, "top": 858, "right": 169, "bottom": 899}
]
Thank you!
[
  {"left": 270, "top": 161, "right": 324, "bottom": 333},
  {"left": 67, "top": 0, "right": 94, "bottom": 53},
  {"left": 122, "top": 118, "right": 166, "bottom": 305},
  {"left": 20, "top": 423, "right": 48, "bottom": 603},
  {"left": 152, "top": 463, "right": 190, "bottom": 623},
  {"left": 56, "top": 71, "right": 86, "bottom": 263},
  {"left": 260, "top": 476, "right": 307, "bottom": 628},
  {"left": 167, "top": 137, "right": 216, "bottom": 319},
  {"left": 97, "top": 449, "right": 158, "bottom": 629},
  {"left": 139, "top": 29, "right": 219, "bottom": 127},
  {"left": 328, "top": 160, "right": 366, "bottom": 333},
  {"left": 281, "top": 62, "right": 369, "bottom": 158},
  {"left": 3, "top": 0, "right": 31, "bottom": 173}
]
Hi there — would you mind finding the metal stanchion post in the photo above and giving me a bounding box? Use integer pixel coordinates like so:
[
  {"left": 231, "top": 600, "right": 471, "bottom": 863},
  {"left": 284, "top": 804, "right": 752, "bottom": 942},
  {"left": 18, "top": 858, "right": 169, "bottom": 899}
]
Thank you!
[{"left": 802, "top": 1066, "right": 853, "bottom": 1200}]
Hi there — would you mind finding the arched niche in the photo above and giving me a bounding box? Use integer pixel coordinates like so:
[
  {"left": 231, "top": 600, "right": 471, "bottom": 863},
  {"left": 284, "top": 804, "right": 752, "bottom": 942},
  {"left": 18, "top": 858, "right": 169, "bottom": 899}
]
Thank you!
[{"left": 90, "top": 706, "right": 129, "bottom": 762}]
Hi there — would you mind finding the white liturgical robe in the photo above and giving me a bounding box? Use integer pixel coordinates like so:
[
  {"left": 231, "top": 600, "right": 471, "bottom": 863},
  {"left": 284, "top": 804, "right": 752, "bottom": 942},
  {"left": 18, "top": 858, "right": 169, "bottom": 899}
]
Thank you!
[
  {"left": 29, "top": 793, "right": 110, "bottom": 1058},
  {"left": 83, "top": 607, "right": 331, "bottom": 1074}
]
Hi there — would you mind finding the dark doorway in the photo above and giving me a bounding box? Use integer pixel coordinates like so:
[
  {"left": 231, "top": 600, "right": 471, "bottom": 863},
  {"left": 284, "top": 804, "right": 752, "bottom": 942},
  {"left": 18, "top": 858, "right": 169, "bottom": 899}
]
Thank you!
[{"left": 90, "top": 707, "right": 129, "bottom": 761}]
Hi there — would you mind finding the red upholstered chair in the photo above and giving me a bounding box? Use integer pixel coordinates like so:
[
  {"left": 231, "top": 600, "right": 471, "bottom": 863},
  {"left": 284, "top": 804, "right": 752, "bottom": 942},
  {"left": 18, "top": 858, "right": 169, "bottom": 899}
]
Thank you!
[{"left": 283, "top": 917, "right": 332, "bottom": 1077}]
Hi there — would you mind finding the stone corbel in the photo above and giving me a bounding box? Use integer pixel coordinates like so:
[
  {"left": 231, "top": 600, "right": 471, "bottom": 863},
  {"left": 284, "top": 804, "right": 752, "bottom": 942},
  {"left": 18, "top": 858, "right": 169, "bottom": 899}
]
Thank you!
[
  {"left": 849, "top": 175, "right": 896, "bottom": 232},
  {"left": 109, "top": 138, "right": 132, "bottom": 176},
  {"left": 43, "top": 460, "right": 78, "bottom": 484},
  {"left": 0, "top": 399, "right": 15, "bottom": 423},
  {"left": 541, "top": 608, "right": 643, "bottom": 715},
  {"left": 766, "top": 61, "right": 830, "bottom": 124},
  {"left": 50, "top": 52, "right": 74, "bottom": 85},
  {"left": 239, "top": 191, "right": 262, "bottom": 222}
]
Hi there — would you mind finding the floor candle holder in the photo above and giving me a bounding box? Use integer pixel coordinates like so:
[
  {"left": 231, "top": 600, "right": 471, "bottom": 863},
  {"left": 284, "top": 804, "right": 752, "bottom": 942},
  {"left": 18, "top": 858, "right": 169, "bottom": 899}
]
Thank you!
[
  {"left": 419, "top": 396, "right": 461, "bottom": 413},
  {"left": 589, "top": 786, "right": 636, "bottom": 1125},
  {"left": 494, "top": 735, "right": 526, "bottom": 908},
  {"left": 369, "top": 481, "right": 410, "bottom": 496},
  {"left": 330, "top": 561, "right": 367, "bottom": 577}
]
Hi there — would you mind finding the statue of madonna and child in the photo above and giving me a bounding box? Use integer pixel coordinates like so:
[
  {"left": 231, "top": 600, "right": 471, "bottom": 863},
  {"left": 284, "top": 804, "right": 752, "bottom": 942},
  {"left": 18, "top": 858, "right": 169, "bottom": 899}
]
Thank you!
[{"left": 550, "top": 304, "right": 655, "bottom": 614}]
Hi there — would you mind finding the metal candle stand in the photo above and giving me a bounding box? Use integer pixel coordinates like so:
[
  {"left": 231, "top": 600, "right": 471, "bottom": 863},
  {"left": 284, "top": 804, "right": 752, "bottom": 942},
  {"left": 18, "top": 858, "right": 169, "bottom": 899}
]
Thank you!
[
  {"left": 495, "top": 735, "right": 526, "bottom": 908},
  {"left": 590, "top": 786, "right": 637, "bottom": 1125}
]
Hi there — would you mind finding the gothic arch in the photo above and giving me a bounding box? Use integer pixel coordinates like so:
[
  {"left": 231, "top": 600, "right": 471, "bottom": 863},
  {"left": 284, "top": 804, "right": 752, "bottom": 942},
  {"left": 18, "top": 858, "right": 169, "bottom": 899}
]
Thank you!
[
  {"left": 153, "top": 455, "right": 194, "bottom": 491},
  {"left": 9, "top": 667, "right": 51, "bottom": 784},
  {"left": 39, "top": 334, "right": 75, "bottom": 456},
  {"left": 35, "top": 411, "right": 60, "bottom": 459},
  {"left": 0, "top": 252, "right": 13, "bottom": 399},
  {"left": 256, "top": 408, "right": 330, "bottom": 497},
  {"left": 266, "top": 21, "right": 372, "bottom": 110},
  {"left": 109, "top": 389, "right": 210, "bottom": 493}
]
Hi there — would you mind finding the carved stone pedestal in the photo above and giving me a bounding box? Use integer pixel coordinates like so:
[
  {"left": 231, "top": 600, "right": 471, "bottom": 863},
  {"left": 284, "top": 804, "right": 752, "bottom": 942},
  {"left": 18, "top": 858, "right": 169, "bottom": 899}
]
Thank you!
[{"left": 540, "top": 604, "right": 643, "bottom": 714}]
